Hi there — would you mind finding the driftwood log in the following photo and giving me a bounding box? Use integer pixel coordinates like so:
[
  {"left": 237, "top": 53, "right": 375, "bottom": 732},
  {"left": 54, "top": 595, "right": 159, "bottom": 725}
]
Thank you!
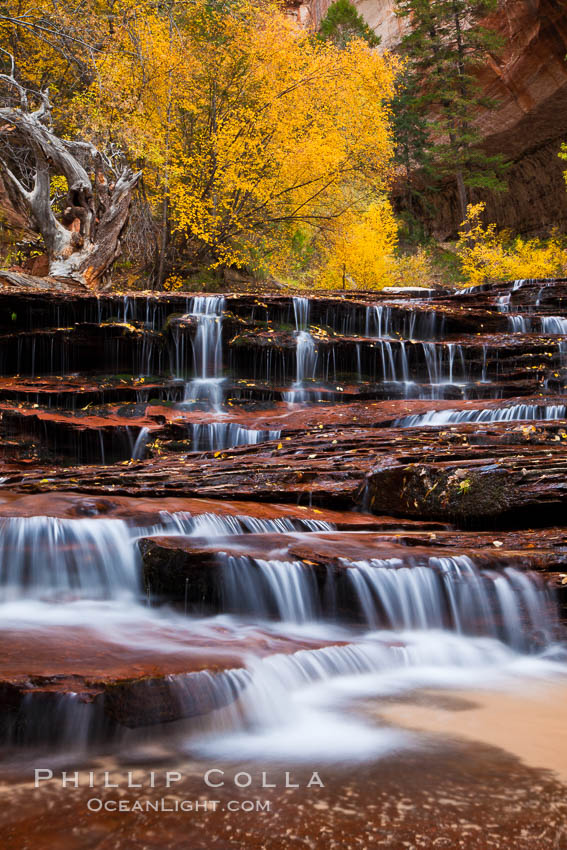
[{"left": 0, "top": 64, "right": 140, "bottom": 289}]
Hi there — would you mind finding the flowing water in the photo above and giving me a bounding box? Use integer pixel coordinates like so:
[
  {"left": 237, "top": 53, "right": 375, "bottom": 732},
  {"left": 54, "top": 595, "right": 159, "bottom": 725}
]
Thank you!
[
  {"left": 189, "top": 423, "right": 281, "bottom": 451},
  {"left": 395, "top": 403, "right": 567, "bottom": 427},
  {"left": 182, "top": 295, "right": 226, "bottom": 407},
  {"left": 0, "top": 512, "right": 562, "bottom": 760},
  {"left": 283, "top": 297, "right": 321, "bottom": 402}
]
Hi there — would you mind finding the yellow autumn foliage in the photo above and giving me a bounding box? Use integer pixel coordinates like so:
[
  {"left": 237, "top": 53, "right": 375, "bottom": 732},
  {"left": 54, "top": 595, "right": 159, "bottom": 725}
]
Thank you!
[
  {"left": 457, "top": 203, "right": 567, "bottom": 286},
  {"left": 74, "top": 0, "right": 398, "bottom": 273},
  {"left": 0, "top": 0, "right": 400, "bottom": 283},
  {"left": 315, "top": 200, "right": 398, "bottom": 289},
  {"left": 314, "top": 201, "right": 432, "bottom": 290}
]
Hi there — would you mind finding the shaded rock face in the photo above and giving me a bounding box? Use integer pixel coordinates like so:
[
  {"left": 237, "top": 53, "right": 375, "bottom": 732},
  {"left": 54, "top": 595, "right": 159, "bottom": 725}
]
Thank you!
[
  {"left": 417, "top": 0, "right": 567, "bottom": 236},
  {"left": 423, "top": 0, "right": 567, "bottom": 237}
]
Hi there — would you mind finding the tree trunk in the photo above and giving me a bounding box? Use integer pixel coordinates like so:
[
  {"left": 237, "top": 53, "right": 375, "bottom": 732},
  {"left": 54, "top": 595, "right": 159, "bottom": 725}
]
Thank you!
[
  {"left": 455, "top": 168, "right": 468, "bottom": 226},
  {"left": 0, "top": 73, "right": 141, "bottom": 290}
]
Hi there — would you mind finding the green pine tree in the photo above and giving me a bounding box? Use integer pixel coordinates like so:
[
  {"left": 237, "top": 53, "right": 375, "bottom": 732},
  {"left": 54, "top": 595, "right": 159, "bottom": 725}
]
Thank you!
[
  {"left": 318, "top": 0, "right": 380, "bottom": 49},
  {"left": 395, "top": 0, "right": 507, "bottom": 224},
  {"left": 391, "top": 66, "right": 432, "bottom": 228}
]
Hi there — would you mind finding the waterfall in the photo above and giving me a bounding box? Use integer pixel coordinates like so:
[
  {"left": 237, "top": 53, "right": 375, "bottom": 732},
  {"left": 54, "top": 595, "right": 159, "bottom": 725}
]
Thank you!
[
  {"left": 284, "top": 297, "right": 320, "bottom": 403},
  {"left": 420, "top": 343, "right": 467, "bottom": 394},
  {"left": 189, "top": 423, "right": 281, "bottom": 451},
  {"left": 365, "top": 305, "right": 443, "bottom": 341},
  {"left": 366, "top": 305, "right": 390, "bottom": 338},
  {"left": 214, "top": 551, "right": 555, "bottom": 649},
  {"left": 136, "top": 510, "right": 335, "bottom": 539},
  {"left": 132, "top": 426, "right": 150, "bottom": 459},
  {"left": 293, "top": 296, "right": 310, "bottom": 331},
  {"left": 190, "top": 624, "right": 559, "bottom": 761},
  {"left": 0, "top": 511, "right": 336, "bottom": 604},
  {"left": 394, "top": 403, "right": 567, "bottom": 427},
  {"left": 183, "top": 295, "right": 226, "bottom": 407},
  {"left": 0, "top": 517, "right": 140, "bottom": 601},
  {"left": 508, "top": 315, "right": 530, "bottom": 332},
  {"left": 221, "top": 556, "right": 319, "bottom": 621},
  {"left": 541, "top": 316, "right": 567, "bottom": 334},
  {"left": 345, "top": 556, "right": 552, "bottom": 650}
]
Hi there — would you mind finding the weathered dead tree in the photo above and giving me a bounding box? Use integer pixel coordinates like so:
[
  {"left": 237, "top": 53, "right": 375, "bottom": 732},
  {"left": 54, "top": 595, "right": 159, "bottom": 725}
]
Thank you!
[{"left": 0, "top": 67, "right": 141, "bottom": 289}]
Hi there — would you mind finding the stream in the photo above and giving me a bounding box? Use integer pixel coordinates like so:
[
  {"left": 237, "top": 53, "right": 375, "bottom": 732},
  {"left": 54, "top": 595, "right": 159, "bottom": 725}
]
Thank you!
[{"left": 0, "top": 280, "right": 566, "bottom": 848}]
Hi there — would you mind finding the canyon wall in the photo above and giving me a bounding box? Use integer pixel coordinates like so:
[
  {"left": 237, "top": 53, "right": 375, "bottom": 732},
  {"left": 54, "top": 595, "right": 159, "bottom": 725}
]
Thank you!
[{"left": 432, "top": 0, "right": 567, "bottom": 237}]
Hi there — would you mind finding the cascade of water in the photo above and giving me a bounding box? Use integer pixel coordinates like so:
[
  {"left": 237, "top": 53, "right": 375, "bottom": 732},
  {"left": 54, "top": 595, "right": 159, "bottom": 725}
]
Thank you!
[
  {"left": 365, "top": 305, "right": 443, "bottom": 341},
  {"left": 541, "top": 316, "right": 567, "bottom": 334},
  {"left": 212, "top": 550, "right": 555, "bottom": 650},
  {"left": 345, "top": 556, "right": 553, "bottom": 650},
  {"left": 121, "top": 295, "right": 132, "bottom": 324},
  {"left": 536, "top": 284, "right": 550, "bottom": 306},
  {"left": 0, "top": 511, "right": 336, "bottom": 605},
  {"left": 497, "top": 293, "right": 511, "bottom": 313},
  {"left": 420, "top": 343, "right": 466, "bottom": 395},
  {"left": 0, "top": 517, "right": 140, "bottom": 601},
  {"left": 379, "top": 340, "right": 397, "bottom": 382},
  {"left": 284, "top": 297, "right": 320, "bottom": 402},
  {"left": 137, "top": 332, "right": 157, "bottom": 377},
  {"left": 132, "top": 427, "right": 151, "bottom": 460},
  {"left": 182, "top": 295, "right": 226, "bottom": 407},
  {"left": 189, "top": 423, "right": 281, "bottom": 451},
  {"left": 394, "top": 403, "right": 567, "bottom": 427},
  {"left": 141, "top": 511, "right": 335, "bottom": 538},
  {"left": 293, "top": 296, "right": 310, "bottom": 331},
  {"left": 366, "top": 305, "right": 389, "bottom": 338},
  {"left": 221, "top": 556, "right": 319, "bottom": 622},
  {"left": 508, "top": 315, "right": 530, "bottom": 332},
  {"left": 189, "top": 624, "right": 564, "bottom": 761}
]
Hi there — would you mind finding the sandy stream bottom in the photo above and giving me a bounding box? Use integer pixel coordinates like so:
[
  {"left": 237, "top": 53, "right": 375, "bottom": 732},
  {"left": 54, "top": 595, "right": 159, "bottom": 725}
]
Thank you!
[
  {"left": 375, "top": 680, "right": 567, "bottom": 784},
  {"left": 0, "top": 680, "right": 566, "bottom": 849}
]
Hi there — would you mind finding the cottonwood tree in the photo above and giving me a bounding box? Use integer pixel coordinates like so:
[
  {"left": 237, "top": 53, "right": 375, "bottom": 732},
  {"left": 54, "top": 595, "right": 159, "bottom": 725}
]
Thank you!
[
  {"left": 0, "top": 63, "right": 140, "bottom": 288},
  {"left": 83, "top": 0, "right": 397, "bottom": 278}
]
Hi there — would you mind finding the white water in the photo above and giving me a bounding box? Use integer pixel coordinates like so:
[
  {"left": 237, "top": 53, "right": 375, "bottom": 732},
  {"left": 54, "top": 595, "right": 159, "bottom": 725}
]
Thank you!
[
  {"left": 216, "top": 551, "right": 554, "bottom": 648},
  {"left": 284, "top": 297, "right": 321, "bottom": 403},
  {"left": 4, "top": 287, "right": 567, "bottom": 759},
  {"left": 541, "top": 316, "right": 567, "bottom": 334},
  {"left": 395, "top": 403, "right": 567, "bottom": 427},
  {"left": 189, "top": 630, "right": 567, "bottom": 762},
  {"left": 132, "top": 426, "right": 150, "bottom": 460},
  {"left": 509, "top": 315, "right": 567, "bottom": 334},
  {"left": 221, "top": 556, "right": 320, "bottom": 622},
  {"left": 0, "top": 517, "right": 140, "bottom": 601},
  {"left": 0, "top": 511, "right": 563, "bottom": 758},
  {"left": 365, "top": 305, "right": 443, "bottom": 341},
  {"left": 189, "top": 422, "right": 281, "bottom": 451},
  {"left": 182, "top": 295, "right": 225, "bottom": 408},
  {"left": 508, "top": 315, "right": 531, "bottom": 332},
  {"left": 369, "top": 340, "right": 474, "bottom": 399}
]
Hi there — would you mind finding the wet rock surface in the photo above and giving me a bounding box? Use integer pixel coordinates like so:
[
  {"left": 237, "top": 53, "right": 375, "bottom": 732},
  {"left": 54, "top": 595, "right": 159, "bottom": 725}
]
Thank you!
[{"left": 0, "top": 278, "right": 566, "bottom": 831}]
